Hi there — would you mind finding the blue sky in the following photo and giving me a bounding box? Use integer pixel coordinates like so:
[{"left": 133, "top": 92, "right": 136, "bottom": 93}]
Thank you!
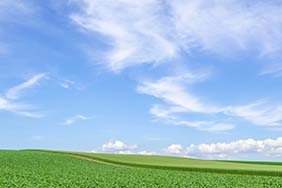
[{"left": 1, "top": 0, "right": 282, "bottom": 161}]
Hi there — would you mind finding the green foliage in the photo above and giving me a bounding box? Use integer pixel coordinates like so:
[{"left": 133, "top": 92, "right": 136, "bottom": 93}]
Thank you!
[
  {"left": 57, "top": 151, "right": 282, "bottom": 177},
  {"left": 1, "top": 150, "right": 282, "bottom": 188}
]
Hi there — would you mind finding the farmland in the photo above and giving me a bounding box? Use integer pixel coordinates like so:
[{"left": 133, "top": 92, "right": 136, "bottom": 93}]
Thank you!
[{"left": 1, "top": 150, "right": 282, "bottom": 188}]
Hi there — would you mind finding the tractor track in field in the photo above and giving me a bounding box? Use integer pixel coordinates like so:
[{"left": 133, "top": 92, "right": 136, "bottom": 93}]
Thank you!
[{"left": 66, "top": 154, "right": 134, "bottom": 169}]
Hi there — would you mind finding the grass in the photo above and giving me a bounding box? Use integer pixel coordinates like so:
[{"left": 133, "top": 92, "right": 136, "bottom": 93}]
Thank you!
[
  {"left": 1, "top": 150, "right": 282, "bottom": 187},
  {"left": 41, "top": 150, "right": 282, "bottom": 176}
]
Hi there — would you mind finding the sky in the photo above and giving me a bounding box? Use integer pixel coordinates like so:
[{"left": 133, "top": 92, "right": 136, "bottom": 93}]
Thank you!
[{"left": 1, "top": 0, "right": 282, "bottom": 161}]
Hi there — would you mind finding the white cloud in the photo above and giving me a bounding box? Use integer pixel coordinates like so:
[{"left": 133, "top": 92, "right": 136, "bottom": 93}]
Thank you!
[
  {"left": 93, "top": 138, "right": 282, "bottom": 159},
  {"left": 0, "top": 97, "right": 40, "bottom": 117},
  {"left": 116, "top": 150, "right": 135, "bottom": 154},
  {"left": 93, "top": 140, "right": 157, "bottom": 155},
  {"left": 100, "top": 140, "right": 137, "bottom": 152},
  {"left": 260, "top": 63, "right": 282, "bottom": 77},
  {"left": 111, "top": 150, "right": 156, "bottom": 155},
  {"left": 226, "top": 100, "right": 282, "bottom": 127},
  {"left": 71, "top": 0, "right": 178, "bottom": 72},
  {"left": 186, "top": 137, "right": 282, "bottom": 159},
  {"left": 165, "top": 144, "right": 183, "bottom": 154},
  {"left": 62, "top": 114, "right": 93, "bottom": 125},
  {"left": 137, "top": 72, "right": 235, "bottom": 132},
  {"left": 176, "top": 120, "right": 234, "bottom": 132},
  {"left": 0, "top": 73, "right": 47, "bottom": 118},
  {"left": 71, "top": 0, "right": 282, "bottom": 73},
  {"left": 138, "top": 150, "right": 156, "bottom": 155},
  {"left": 150, "top": 104, "right": 234, "bottom": 132},
  {"left": 57, "top": 78, "right": 85, "bottom": 91},
  {"left": 170, "top": 0, "right": 282, "bottom": 56},
  {"left": 138, "top": 72, "right": 282, "bottom": 130},
  {"left": 137, "top": 71, "right": 221, "bottom": 114},
  {"left": 5, "top": 73, "right": 47, "bottom": 100},
  {"left": 60, "top": 79, "right": 76, "bottom": 89},
  {"left": 70, "top": 1, "right": 282, "bottom": 131}
]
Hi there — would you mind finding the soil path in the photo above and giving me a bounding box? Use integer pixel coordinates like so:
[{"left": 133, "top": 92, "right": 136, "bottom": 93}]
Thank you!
[{"left": 67, "top": 154, "right": 133, "bottom": 169}]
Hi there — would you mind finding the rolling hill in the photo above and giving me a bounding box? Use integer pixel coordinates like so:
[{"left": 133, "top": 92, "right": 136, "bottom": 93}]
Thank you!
[{"left": 1, "top": 150, "right": 282, "bottom": 187}]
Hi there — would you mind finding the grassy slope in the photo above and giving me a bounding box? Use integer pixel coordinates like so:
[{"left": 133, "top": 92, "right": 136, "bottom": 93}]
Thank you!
[
  {"left": 55, "top": 151, "right": 282, "bottom": 176},
  {"left": 218, "top": 160, "right": 282, "bottom": 166},
  {"left": 1, "top": 150, "right": 282, "bottom": 188}
]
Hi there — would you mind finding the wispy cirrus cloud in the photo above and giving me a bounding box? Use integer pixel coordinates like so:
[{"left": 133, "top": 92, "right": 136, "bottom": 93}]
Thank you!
[
  {"left": 62, "top": 114, "right": 93, "bottom": 125},
  {"left": 137, "top": 71, "right": 221, "bottom": 114},
  {"left": 137, "top": 71, "right": 234, "bottom": 132},
  {"left": 226, "top": 100, "right": 282, "bottom": 127},
  {"left": 170, "top": 0, "right": 282, "bottom": 56},
  {"left": 71, "top": 0, "right": 178, "bottom": 72},
  {"left": 58, "top": 79, "right": 85, "bottom": 91},
  {"left": 70, "top": 0, "right": 282, "bottom": 131},
  {"left": 0, "top": 97, "right": 34, "bottom": 117},
  {"left": 71, "top": 0, "right": 282, "bottom": 74},
  {"left": 149, "top": 104, "right": 234, "bottom": 132},
  {"left": 138, "top": 72, "right": 282, "bottom": 131},
  {"left": 5, "top": 73, "right": 47, "bottom": 100},
  {"left": 0, "top": 73, "right": 47, "bottom": 117},
  {"left": 60, "top": 79, "right": 76, "bottom": 89}
]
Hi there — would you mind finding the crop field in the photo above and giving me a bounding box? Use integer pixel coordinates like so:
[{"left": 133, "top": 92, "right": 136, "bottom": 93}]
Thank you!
[
  {"left": 1, "top": 150, "right": 282, "bottom": 188},
  {"left": 68, "top": 151, "right": 282, "bottom": 176}
]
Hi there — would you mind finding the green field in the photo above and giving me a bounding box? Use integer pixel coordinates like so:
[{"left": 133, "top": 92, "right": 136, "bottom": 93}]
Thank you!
[
  {"left": 1, "top": 150, "right": 282, "bottom": 188},
  {"left": 68, "top": 151, "right": 282, "bottom": 176}
]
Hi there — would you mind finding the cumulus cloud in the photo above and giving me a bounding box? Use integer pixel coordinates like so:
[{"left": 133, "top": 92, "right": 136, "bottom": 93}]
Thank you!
[
  {"left": 62, "top": 114, "right": 93, "bottom": 125},
  {"left": 102, "top": 140, "right": 137, "bottom": 152},
  {"left": 96, "top": 140, "right": 137, "bottom": 152},
  {"left": 163, "top": 137, "right": 282, "bottom": 159},
  {"left": 0, "top": 73, "right": 47, "bottom": 117},
  {"left": 138, "top": 150, "right": 156, "bottom": 155},
  {"left": 165, "top": 144, "right": 183, "bottom": 154},
  {"left": 93, "top": 138, "right": 282, "bottom": 159},
  {"left": 186, "top": 137, "right": 282, "bottom": 159},
  {"left": 71, "top": 0, "right": 282, "bottom": 73},
  {"left": 92, "top": 140, "right": 158, "bottom": 155}
]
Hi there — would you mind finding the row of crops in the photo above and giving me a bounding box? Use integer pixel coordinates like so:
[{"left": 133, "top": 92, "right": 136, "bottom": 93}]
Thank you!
[{"left": 1, "top": 150, "right": 282, "bottom": 187}]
